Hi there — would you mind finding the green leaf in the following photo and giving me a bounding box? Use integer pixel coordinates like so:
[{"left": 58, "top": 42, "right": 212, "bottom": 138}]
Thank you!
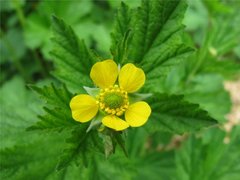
[
  {"left": 56, "top": 126, "right": 104, "bottom": 171},
  {"left": 0, "top": 76, "right": 102, "bottom": 179},
  {"left": 129, "top": 0, "right": 189, "bottom": 62},
  {"left": 203, "top": 0, "right": 233, "bottom": 14},
  {"left": 207, "top": 11, "right": 240, "bottom": 56},
  {"left": 97, "top": 128, "right": 176, "bottom": 180},
  {"left": 146, "top": 93, "right": 218, "bottom": 134},
  {"left": 24, "top": 0, "right": 91, "bottom": 54},
  {"left": 111, "top": 29, "right": 132, "bottom": 64},
  {"left": 0, "top": 77, "right": 68, "bottom": 179},
  {"left": 56, "top": 125, "right": 88, "bottom": 171},
  {"left": 111, "top": 0, "right": 194, "bottom": 92},
  {"left": 0, "top": 0, "right": 25, "bottom": 12},
  {"left": 0, "top": 78, "right": 176, "bottom": 179},
  {"left": 0, "top": 28, "right": 26, "bottom": 64},
  {"left": 24, "top": 0, "right": 111, "bottom": 59},
  {"left": 0, "top": 134, "right": 64, "bottom": 180},
  {"left": 111, "top": 2, "right": 132, "bottom": 64},
  {"left": 148, "top": 62, "right": 232, "bottom": 123},
  {"left": 102, "top": 134, "right": 114, "bottom": 158},
  {"left": 202, "top": 58, "right": 240, "bottom": 79},
  {"left": 51, "top": 16, "right": 97, "bottom": 93},
  {"left": 27, "top": 83, "right": 78, "bottom": 131},
  {"left": 113, "top": 132, "right": 128, "bottom": 158},
  {"left": 176, "top": 127, "right": 240, "bottom": 180},
  {"left": 183, "top": 0, "right": 208, "bottom": 33},
  {"left": 183, "top": 74, "right": 231, "bottom": 122},
  {"left": 0, "top": 77, "right": 40, "bottom": 149},
  {"left": 99, "top": 129, "right": 129, "bottom": 159},
  {"left": 108, "top": 0, "right": 141, "bottom": 9}
]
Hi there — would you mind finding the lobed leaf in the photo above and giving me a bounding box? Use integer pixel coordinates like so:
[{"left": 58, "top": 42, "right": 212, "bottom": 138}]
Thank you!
[
  {"left": 51, "top": 16, "right": 97, "bottom": 93},
  {"left": 111, "top": 0, "right": 194, "bottom": 92},
  {"left": 0, "top": 77, "right": 69, "bottom": 179},
  {"left": 27, "top": 83, "right": 78, "bottom": 131},
  {"left": 146, "top": 93, "right": 218, "bottom": 134},
  {"left": 111, "top": 2, "right": 132, "bottom": 64},
  {"left": 56, "top": 126, "right": 104, "bottom": 171}
]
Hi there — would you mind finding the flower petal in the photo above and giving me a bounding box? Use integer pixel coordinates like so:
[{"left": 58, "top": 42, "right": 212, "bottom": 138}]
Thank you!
[
  {"left": 125, "top": 101, "right": 151, "bottom": 127},
  {"left": 70, "top": 94, "right": 98, "bottom": 122},
  {"left": 119, "top": 63, "right": 145, "bottom": 93},
  {"left": 102, "top": 115, "right": 129, "bottom": 131},
  {"left": 90, "top": 59, "right": 118, "bottom": 88}
]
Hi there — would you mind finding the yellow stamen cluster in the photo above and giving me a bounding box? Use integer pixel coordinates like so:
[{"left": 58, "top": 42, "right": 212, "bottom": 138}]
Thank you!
[{"left": 96, "top": 85, "right": 129, "bottom": 116}]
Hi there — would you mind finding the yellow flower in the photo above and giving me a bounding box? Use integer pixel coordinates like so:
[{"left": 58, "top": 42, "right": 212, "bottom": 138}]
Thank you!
[{"left": 70, "top": 59, "right": 151, "bottom": 131}]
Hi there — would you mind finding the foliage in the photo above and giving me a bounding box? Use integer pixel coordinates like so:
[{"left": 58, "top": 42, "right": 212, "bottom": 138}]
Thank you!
[
  {"left": 27, "top": 83, "right": 77, "bottom": 131},
  {"left": 146, "top": 93, "right": 217, "bottom": 133},
  {"left": 0, "top": 0, "right": 239, "bottom": 179},
  {"left": 176, "top": 127, "right": 240, "bottom": 180},
  {"left": 111, "top": 0, "right": 194, "bottom": 92},
  {"left": 24, "top": 0, "right": 111, "bottom": 59},
  {"left": 50, "top": 16, "right": 97, "bottom": 92}
]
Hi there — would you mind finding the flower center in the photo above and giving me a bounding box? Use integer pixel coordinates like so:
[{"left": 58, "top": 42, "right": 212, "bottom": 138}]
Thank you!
[
  {"left": 97, "top": 85, "right": 129, "bottom": 116},
  {"left": 103, "top": 93, "right": 124, "bottom": 109}
]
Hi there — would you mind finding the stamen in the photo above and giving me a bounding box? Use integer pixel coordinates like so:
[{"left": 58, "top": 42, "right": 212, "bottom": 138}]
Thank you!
[{"left": 96, "top": 85, "right": 129, "bottom": 116}]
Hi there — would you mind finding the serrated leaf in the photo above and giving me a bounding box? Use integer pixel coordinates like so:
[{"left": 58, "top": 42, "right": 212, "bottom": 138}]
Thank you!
[
  {"left": 51, "top": 16, "right": 97, "bottom": 93},
  {"left": 56, "top": 126, "right": 104, "bottom": 171},
  {"left": 28, "top": 83, "right": 78, "bottom": 131},
  {"left": 0, "top": 77, "right": 102, "bottom": 179},
  {"left": 0, "top": 77, "right": 70, "bottom": 179},
  {"left": 111, "top": 0, "right": 194, "bottom": 92},
  {"left": 0, "top": 134, "right": 64, "bottom": 180},
  {"left": 29, "top": 83, "right": 71, "bottom": 108},
  {"left": 146, "top": 93, "right": 218, "bottom": 134},
  {"left": 176, "top": 127, "right": 240, "bottom": 180},
  {"left": 152, "top": 61, "right": 232, "bottom": 123},
  {"left": 96, "top": 128, "right": 176, "bottom": 180},
  {"left": 111, "top": 29, "right": 132, "bottom": 64},
  {"left": 0, "top": 78, "right": 176, "bottom": 179},
  {"left": 111, "top": 2, "right": 132, "bottom": 64}
]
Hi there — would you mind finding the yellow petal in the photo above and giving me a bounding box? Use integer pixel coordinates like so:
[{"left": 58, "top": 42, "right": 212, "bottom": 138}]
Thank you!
[
  {"left": 125, "top": 101, "right": 151, "bottom": 127},
  {"left": 90, "top": 59, "right": 118, "bottom": 88},
  {"left": 102, "top": 115, "right": 129, "bottom": 131},
  {"left": 119, "top": 63, "right": 145, "bottom": 93},
  {"left": 70, "top": 94, "right": 98, "bottom": 123}
]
